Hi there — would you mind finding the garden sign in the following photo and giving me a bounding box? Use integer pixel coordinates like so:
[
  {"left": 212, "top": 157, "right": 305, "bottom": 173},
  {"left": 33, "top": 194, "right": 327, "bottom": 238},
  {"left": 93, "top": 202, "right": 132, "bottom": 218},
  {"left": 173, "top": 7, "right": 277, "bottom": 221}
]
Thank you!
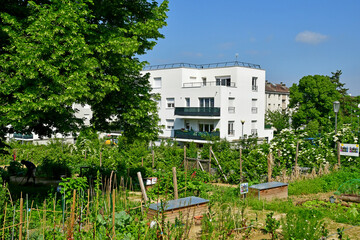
[{"left": 340, "top": 143, "right": 359, "bottom": 157}]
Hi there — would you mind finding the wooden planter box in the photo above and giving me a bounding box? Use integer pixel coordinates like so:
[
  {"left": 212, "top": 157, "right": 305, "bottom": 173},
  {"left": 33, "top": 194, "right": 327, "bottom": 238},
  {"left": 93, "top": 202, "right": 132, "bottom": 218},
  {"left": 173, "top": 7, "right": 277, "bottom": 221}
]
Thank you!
[
  {"left": 147, "top": 196, "right": 209, "bottom": 223},
  {"left": 248, "top": 182, "right": 288, "bottom": 201},
  {"left": 339, "top": 194, "right": 360, "bottom": 203}
]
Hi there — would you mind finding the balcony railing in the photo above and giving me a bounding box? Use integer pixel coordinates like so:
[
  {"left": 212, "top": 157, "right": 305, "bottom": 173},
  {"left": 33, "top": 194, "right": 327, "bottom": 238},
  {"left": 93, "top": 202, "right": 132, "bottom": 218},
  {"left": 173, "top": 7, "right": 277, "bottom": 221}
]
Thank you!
[
  {"left": 13, "top": 133, "right": 33, "bottom": 139},
  {"left": 252, "top": 85, "right": 258, "bottom": 91},
  {"left": 183, "top": 81, "right": 236, "bottom": 88},
  {"left": 143, "top": 61, "right": 262, "bottom": 71},
  {"left": 228, "top": 107, "right": 235, "bottom": 113},
  {"left": 174, "top": 129, "right": 220, "bottom": 140},
  {"left": 251, "top": 107, "right": 258, "bottom": 114},
  {"left": 175, "top": 107, "right": 220, "bottom": 116}
]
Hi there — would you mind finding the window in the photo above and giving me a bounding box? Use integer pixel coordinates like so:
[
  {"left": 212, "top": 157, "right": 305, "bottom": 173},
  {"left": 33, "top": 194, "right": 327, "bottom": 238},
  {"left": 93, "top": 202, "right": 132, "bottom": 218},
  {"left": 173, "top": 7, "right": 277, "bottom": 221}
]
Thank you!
[
  {"left": 228, "top": 97, "right": 235, "bottom": 113},
  {"left": 202, "top": 77, "right": 207, "bottom": 86},
  {"left": 199, "top": 98, "right": 214, "bottom": 108},
  {"left": 199, "top": 123, "right": 214, "bottom": 132},
  {"left": 228, "top": 121, "right": 234, "bottom": 135},
  {"left": 251, "top": 120, "right": 257, "bottom": 135},
  {"left": 252, "top": 77, "right": 258, "bottom": 91},
  {"left": 216, "top": 76, "right": 231, "bottom": 86},
  {"left": 166, "top": 98, "right": 175, "bottom": 108},
  {"left": 166, "top": 119, "right": 174, "bottom": 130},
  {"left": 154, "top": 77, "right": 162, "bottom": 88},
  {"left": 252, "top": 99, "right": 258, "bottom": 114},
  {"left": 185, "top": 98, "right": 190, "bottom": 107}
]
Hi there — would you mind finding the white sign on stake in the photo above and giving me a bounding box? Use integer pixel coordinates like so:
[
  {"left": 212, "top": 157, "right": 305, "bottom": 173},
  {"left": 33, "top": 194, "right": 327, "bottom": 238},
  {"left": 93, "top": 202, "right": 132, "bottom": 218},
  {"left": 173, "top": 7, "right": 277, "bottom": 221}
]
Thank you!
[
  {"left": 240, "top": 183, "right": 248, "bottom": 194},
  {"left": 340, "top": 143, "right": 359, "bottom": 157}
]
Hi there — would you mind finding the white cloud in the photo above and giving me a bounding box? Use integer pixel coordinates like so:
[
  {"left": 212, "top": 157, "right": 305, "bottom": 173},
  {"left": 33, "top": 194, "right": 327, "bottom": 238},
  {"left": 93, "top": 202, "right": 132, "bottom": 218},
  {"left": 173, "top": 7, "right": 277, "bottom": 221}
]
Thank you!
[{"left": 295, "top": 31, "right": 328, "bottom": 44}]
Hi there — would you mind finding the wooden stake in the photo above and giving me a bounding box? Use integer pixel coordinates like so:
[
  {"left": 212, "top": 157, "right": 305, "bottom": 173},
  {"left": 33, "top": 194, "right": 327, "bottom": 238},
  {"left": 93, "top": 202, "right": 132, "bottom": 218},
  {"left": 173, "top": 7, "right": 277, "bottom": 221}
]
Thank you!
[
  {"left": 295, "top": 141, "right": 299, "bottom": 167},
  {"left": 267, "top": 153, "right": 273, "bottom": 182},
  {"left": 2, "top": 202, "right": 7, "bottom": 240},
  {"left": 112, "top": 189, "right": 116, "bottom": 239},
  {"left": 137, "top": 172, "right": 148, "bottom": 202},
  {"left": 210, "top": 149, "right": 227, "bottom": 181},
  {"left": 172, "top": 167, "right": 178, "bottom": 200},
  {"left": 68, "top": 190, "right": 76, "bottom": 239},
  {"left": 208, "top": 146, "right": 211, "bottom": 173},
  {"left": 337, "top": 142, "right": 341, "bottom": 167},
  {"left": 152, "top": 150, "right": 155, "bottom": 169},
  {"left": 42, "top": 200, "right": 46, "bottom": 239},
  {"left": 19, "top": 197, "right": 23, "bottom": 240},
  {"left": 240, "top": 148, "right": 242, "bottom": 183},
  {"left": 99, "top": 151, "right": 102, "bottom": 167},
  {"left": 184, "top": 146, "right": 187, "bottom": 197}
]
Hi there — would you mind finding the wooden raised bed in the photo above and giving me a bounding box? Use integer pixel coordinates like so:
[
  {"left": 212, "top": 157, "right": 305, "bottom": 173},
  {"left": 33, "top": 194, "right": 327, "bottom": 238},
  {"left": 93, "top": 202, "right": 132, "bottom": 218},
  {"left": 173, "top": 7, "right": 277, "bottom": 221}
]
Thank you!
[
  {"left": 147, "top": 196, "right": 209, "bottom": 223},
  {"left": 248, "top": 182, "right": 288, "bottom": 201},
  {"left": 339, "top": 194, "right": 360, "bottom": 203}
]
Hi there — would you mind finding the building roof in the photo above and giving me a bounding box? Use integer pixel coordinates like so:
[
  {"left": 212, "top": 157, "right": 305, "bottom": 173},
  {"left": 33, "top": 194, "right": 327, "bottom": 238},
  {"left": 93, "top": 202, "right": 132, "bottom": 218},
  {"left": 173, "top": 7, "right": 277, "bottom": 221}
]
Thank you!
[
  {"left": 265, "top": 81, "right": 289, "bottom": 94},
  {"left": 148, "top": 196, "right": 209, "bottom": 211},
  {"left": 143, "top": 61, "right": 261, "bottom": 71}
]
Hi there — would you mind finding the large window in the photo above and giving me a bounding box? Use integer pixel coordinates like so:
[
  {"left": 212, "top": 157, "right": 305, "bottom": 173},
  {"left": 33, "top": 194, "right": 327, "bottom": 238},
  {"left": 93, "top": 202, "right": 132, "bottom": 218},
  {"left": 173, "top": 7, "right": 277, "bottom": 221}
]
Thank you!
[
  {"left": 216, "top": 76, "right": 231, "bottom": 86},
  {"left": 185, "top": 98, "right": 190, "bottom": 107},
  {"left": 228, "top": 97, "right": 235, "bottom": 113},
  {"left": 166, "top": 98, "right": 175, "bottom": 108},
  {"left": 199, "top": 98, "right": 214, "bottom": 108},
  {"left": 153, "top": 77, "right": 162, "bottom": 88},
  {"left": 252, "top": 77, "right": 258, "bottom": 91},
  {"left": 198, "top": 123, "right": 214, "bottom": 132},
  {"left": 228, "top": 121, "right": 234, "bottom": 135},
  {"left": 166, "top": 119, "right": 174, "bottom": 130}
]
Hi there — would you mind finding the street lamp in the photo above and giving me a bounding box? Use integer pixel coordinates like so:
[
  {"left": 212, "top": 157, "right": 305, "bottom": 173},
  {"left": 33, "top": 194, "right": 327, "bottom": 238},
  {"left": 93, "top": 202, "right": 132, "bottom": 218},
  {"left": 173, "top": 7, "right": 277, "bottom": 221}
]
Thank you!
[
  {"left": 241, "top": 120, "right": 245, "bottom": 138},
  {"left": 333, "top": 101, "right": 340, "bottom": 134}
]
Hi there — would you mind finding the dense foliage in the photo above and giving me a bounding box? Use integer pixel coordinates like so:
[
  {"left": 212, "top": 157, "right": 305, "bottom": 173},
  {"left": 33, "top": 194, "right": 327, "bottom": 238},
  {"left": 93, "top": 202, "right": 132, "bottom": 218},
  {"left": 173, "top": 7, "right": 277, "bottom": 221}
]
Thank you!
[{"left": 0, "top": 0, "right": 168, "bottom": 153}]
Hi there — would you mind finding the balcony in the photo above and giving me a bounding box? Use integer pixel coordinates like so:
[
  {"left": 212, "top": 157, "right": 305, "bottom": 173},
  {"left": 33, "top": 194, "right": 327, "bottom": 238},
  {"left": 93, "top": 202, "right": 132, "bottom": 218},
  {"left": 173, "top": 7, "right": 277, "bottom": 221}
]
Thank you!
[
  {"left": 13, "top": 133, "right": 33, "bottom": 139},
  {"left": 174, "top": 129, "right": 220, "bottom": 140},
  {"left": 183, "top": 81, "right": 236, "bottom": 88},
  {"left": 175, "top": 107, "right": 220, "bottom": 116}
]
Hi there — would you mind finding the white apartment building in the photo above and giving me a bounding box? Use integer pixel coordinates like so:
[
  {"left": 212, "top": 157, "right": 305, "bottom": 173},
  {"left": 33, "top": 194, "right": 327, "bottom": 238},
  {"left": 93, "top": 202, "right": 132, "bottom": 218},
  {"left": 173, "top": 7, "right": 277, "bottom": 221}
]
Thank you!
[
  {"left": 142, "top": 61, "right": 273, "bottom": 143},
  {"left": 265, "top": 81, "right": 290, "bottom": 112}
]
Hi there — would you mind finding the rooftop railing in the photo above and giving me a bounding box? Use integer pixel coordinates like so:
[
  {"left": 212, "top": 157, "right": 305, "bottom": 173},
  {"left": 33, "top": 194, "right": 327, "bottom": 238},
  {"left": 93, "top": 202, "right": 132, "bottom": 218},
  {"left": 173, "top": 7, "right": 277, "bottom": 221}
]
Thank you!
[
  {"left": 183, "top": 81, "right": 236, "bottom": 88},
  {"left": 143, "top": 61, "right": 261, "bottom": 71}
]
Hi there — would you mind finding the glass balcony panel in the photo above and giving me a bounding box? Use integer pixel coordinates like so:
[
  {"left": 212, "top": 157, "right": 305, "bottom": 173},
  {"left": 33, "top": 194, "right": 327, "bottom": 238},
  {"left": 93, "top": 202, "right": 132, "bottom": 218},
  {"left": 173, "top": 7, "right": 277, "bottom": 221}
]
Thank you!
[
  {"left": 175, "top": 107, "right": 220, "bottom": 116},
  {"left": 174, "top": 129, "right": 220, "bottom": 140}
]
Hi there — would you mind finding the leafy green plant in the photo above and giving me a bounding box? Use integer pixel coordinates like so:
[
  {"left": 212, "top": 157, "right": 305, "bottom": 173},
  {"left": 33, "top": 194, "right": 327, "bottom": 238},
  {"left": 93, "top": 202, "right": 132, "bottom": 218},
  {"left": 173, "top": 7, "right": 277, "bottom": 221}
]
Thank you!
[{"left": 264, "top": 212, "right": 280, "bottom": 240}]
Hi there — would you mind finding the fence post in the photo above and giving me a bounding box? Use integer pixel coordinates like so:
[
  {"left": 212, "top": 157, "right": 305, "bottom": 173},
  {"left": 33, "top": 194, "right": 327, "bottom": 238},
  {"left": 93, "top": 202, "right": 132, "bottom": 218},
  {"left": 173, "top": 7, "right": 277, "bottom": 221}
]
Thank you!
[
  {"left": 68, "top": 190, "right": 76, "bottom": 239},
  {"left": 240, "top": 148, "right": 242, "bottom": 183},
  {"left": 267, "top": 153, "right": 273, "bottom": 182},
  {"left": 295, "top": 141, "right": 299, "bottom": 167},
  {"left": 152, "top": 150, "right": 155, "bottom": 169},
  {"left": 337, "top": 142, "right": 341, "bottom": 167},
  {"left": 172, "top": 167, "right": 178, "bottom": 200},
  {"left": 2, "top": 202, "right": 7, "bottom": 240},
  {"left": 112, "top": 189, "right": 116, "bottom": 239}
]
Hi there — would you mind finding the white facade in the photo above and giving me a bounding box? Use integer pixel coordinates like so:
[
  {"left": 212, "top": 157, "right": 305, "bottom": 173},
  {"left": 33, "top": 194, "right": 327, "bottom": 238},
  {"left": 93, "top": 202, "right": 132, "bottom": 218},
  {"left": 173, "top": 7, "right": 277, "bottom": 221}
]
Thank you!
[{"left": 142, "top": 62, "right": 273, "bottom": 143}]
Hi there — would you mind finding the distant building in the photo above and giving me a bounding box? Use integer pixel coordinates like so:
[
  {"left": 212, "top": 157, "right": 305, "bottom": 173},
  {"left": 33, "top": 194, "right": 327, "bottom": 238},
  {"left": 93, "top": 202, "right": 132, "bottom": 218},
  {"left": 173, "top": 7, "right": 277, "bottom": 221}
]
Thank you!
[
  {"left": 142, "top": 61, "right": 274, "bottom": 143},
  {"left": 265, "top": 81, "right": 290, "bottom": 112}
]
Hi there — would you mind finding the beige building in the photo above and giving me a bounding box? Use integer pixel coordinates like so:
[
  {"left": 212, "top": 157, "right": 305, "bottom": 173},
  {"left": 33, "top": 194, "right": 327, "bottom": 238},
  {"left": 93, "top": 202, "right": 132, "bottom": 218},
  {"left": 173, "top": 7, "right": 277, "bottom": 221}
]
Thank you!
[{"left": 265, "top": 81, "right": 290, "bottom": 111}]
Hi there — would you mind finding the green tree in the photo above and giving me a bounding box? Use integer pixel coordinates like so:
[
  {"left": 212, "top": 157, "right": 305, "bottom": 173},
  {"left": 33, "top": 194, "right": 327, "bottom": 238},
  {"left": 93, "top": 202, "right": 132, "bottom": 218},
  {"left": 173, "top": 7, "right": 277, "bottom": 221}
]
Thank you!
[
  {"left": 0, "top": 0, "right": 168, "bottom": 150},
  {"left": 289, "top": 75, "right": 341, "bottom": 131},
  {"left": 265, "top": 109, "right": 290, "bottom": 134}
]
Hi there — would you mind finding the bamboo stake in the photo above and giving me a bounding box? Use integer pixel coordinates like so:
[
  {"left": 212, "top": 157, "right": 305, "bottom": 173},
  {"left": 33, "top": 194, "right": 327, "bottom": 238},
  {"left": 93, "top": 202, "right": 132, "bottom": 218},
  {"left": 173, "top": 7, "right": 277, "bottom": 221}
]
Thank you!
[
  {"left": 86, "top": 189, "right": 90, "bottom": 226},
  {"left": 337, "top": 142, "right": 341, "bottom": 167},
  {"left": 68, "top": 190, "right": 76, "bottom": 239},
  {"left": 53, "top": 195, "right": 56, "bottom": 238},
  {"left": 172, "top": 167, "right": 178, "bottom": 199},
  {"left": 99, "top": 151, "right": 102, "bottom": 167},
  {"left": 112, "top": 189, "right": 116, "bottom": 239},
  {"left": 210, "top": 149, "right": 227, "bottom": 181},
  {"left": 19, "top": 197, "right": 23, "bottom": 240},
  {"left": 2, "top": 202, "right": 7, "bottom": 240},
  {"left": 42, "top": 200, "right": 46, "bottom": 239}
]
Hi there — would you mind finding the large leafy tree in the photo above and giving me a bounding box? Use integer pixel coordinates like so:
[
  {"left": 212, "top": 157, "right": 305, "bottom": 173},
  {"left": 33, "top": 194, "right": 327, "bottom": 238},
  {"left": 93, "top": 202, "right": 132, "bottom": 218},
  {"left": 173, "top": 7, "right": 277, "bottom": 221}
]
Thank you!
[
  {"left": 0, "top": 0, "right": 168, "bottom": 149},
  {"left": 265, "top": 109, "right": 290, "bottom": 134},
  {"left": 289, "top": 75, "right": 341, "bottom": 131}
]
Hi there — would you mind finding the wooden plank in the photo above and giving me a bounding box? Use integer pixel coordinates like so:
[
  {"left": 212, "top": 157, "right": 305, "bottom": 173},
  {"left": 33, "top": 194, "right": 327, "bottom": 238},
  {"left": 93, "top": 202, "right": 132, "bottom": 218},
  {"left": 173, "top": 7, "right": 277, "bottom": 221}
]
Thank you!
[
  {"left": 137, "top": 172, "right": 148, "bottom": 202},
  {"left": 210, "top": 149, "right": 227, "bottom": 181}
]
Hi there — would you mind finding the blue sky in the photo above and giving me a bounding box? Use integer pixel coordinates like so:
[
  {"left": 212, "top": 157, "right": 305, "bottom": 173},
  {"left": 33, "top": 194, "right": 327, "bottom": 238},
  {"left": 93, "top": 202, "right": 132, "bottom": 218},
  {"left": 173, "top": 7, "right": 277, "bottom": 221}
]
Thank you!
[{"left": 140, "top": 0, "right": 360, "bottom": 95}]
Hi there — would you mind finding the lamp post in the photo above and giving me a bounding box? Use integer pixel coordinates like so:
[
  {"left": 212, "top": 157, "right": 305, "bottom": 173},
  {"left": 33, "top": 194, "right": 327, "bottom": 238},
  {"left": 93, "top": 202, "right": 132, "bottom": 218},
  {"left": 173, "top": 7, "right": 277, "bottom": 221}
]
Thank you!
[
  {"left": 241, "top": 120, "right": 245, "bottom": 139},
  {"left": 333, "top": 101, "right": 340, "bottom": 167},
  {"left": 333, "top": 101, "right": 340, "bottom": 134}
]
